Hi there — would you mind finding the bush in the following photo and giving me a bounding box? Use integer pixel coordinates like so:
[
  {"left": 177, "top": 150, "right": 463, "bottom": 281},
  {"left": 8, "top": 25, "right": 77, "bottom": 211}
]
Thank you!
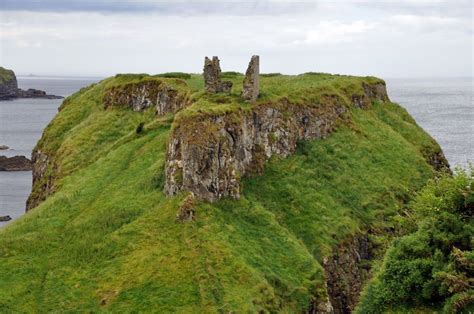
[{"left": 357, "top": 168, "right": 474, "bottom": 313}]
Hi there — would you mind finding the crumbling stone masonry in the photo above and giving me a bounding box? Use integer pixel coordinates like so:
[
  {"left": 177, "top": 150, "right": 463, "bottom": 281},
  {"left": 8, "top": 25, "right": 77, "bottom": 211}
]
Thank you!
[
  {"left": 203, "top": 56, "right": 232, "bottom": 93},
  {"left": 241, "top": 55, "right": 260, "bottom": 102}
]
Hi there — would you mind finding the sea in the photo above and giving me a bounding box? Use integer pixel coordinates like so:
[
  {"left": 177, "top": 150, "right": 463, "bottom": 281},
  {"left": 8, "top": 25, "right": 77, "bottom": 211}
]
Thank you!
[
  {"left": 0, "top": 77, "right": 100, "bottom": 227},
  {"left": 0, "top": 76, "right": 472, "bottom": 227}
]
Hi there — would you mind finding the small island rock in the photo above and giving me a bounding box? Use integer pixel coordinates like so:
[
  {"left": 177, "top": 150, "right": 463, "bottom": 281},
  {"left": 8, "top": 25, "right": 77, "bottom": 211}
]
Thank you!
[
  {"left": 0, "top": 215, "right": 12, "bottom": 222},
  {"left": 0, "top": 155, "right": 33, "bottom": 171}
]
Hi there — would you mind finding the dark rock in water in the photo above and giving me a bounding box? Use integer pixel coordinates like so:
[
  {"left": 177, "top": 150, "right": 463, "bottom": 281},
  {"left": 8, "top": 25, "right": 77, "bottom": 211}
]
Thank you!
[
  {"left": 0, "top": 145, "right": 9, "bottom": 150},
  {"left": 17, "top": 88, "right": 63, "bottom": 99},
  {"left": 0, "top": 215, "right": 12, "bottom": 222},
  {"left": 203, "top": 56, "right": 233, "bottom": 93},
  {"left": 0, "top": 155, "right": 33, "bottom": 171},
  {"left": 0, "top": 66, "right": 63, "bottom": 100}
]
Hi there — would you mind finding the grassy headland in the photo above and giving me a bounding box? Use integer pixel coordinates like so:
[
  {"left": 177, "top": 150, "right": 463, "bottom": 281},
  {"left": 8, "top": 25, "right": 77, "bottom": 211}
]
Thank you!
[{"left": 0, "top": 72, "right": 448, "bottom": 312}]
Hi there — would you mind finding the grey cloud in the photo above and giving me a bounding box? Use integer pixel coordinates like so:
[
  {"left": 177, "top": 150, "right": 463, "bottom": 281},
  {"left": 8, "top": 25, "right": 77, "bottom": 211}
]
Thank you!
[
  {"left": 0, "top": 0, "right": 318, "bottom": 16},
  {"left": 354, "top": 0, "right": 473, "bottom": 18}
]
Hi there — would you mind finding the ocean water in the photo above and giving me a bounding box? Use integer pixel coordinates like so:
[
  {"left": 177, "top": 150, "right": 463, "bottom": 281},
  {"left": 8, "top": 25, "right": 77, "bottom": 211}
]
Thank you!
[
  {"left": 0, "top": 76, "right": 472, "bottom": 227},
  {"left": 0, "top": 77, "right": 100, "bottom": 226},
  {"left": 386, "top": 78, "right": 473, "bottom": 168}
]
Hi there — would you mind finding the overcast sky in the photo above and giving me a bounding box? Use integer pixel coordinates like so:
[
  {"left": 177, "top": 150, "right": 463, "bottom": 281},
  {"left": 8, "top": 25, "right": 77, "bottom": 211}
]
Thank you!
[{"left": 0, "top": 0, "right": 472, "bottom": 77}]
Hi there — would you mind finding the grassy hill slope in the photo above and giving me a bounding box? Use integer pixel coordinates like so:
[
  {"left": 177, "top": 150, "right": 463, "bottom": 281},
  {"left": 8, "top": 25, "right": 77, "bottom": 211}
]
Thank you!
[{"left": 0, "top": 73, "right": 446, "bottom": 312}]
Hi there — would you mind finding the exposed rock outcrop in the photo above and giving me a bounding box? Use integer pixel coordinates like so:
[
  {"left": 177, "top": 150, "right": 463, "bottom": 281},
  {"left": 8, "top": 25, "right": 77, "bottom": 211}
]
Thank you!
[
  {"left": 164, "top": 80, "right": 390, "bottom": 202},
  {"left": 307, "top": 288, "right": 334, "bottom": 314},
  {"left": 241, "top": 55, "right": 260, "bottom": 102},
  {"left": 323, "top": 235, "right": 372, "bottom": 313},
  {"left": 176, "top": 192, "right": 197, "bottom": 222},
  {"left": 352, "top": 82, "right": 389, "bottom": 109},
  {"left": 0, "top": 155, "right": 32, "bottom": 171},
  {"left": 26, "top": 150, "right": 56, "bottom": 211},
  {"left": 427, "top": 150, "right": 451, "bottom": 173},
  {"left": 0, "top": 66, "right": 63, "bottom": 100},
  {"left": 103, "top": 79, "right": 191, "bottom": 115},
  {"left": 203, "top": 56, "right": 233, "bottom": 93},
  {"left": 0, "top": 145, "right": 9, "bottom": 150}
]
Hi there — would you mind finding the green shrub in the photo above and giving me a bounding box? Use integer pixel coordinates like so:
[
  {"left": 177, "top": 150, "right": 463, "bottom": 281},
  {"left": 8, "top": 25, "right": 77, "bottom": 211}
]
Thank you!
[{"left": 357, "top": 168, "right": 474, "bottom": 313}]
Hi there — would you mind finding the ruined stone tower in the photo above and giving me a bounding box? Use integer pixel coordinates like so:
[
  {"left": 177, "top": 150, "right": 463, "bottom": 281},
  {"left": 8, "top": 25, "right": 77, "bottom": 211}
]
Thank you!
[
  {"left": 241, "top": 55, "right": 259, "bottom": 102},
  {"left": 203, "top": 56, "right": 232, "bottom": 93}
]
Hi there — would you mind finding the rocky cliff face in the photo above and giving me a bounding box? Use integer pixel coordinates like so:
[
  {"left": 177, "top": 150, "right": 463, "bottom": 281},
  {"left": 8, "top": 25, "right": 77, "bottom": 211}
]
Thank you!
[
  {"left": 164, "top": 81, "right": 389, "bottom": 201},
  {"left": 323, "top": 235, "right": 372, "bottom": 313},
  {"left": 26, "top": 150, "right": 56, "bottom": 211},
  {"left": 426, "top": 150, "right": 451, "bottom": 173},
  {"left": 103, "top": 79, "right": 191, "bottom": 115}
]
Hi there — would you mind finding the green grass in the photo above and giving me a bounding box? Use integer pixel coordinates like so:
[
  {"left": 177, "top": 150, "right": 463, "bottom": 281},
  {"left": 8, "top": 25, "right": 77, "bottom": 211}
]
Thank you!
[{"left": 0, "top": 73, "right": 445, "bottom": 311}]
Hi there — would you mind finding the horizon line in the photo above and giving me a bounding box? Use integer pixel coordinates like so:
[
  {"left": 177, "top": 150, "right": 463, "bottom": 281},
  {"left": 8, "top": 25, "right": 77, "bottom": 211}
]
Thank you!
[{"left": 16, "top": 73, "right": 474, "bottom": 80}]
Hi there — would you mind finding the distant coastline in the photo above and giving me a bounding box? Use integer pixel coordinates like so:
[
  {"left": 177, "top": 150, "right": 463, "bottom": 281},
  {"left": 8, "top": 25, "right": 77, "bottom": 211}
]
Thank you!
[
  {"left": 0, "top": 67, "right": 64, "bottom": 100},
  {"left": 17, "top": 75, "right": 105, "bottom": 81}
]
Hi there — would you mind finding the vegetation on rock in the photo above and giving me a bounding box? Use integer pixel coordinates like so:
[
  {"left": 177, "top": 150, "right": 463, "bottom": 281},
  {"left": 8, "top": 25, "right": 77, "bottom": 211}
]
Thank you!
[
  {"left": 0, "top": 66, "right": 16, "bottom": 84},
  {"left": 0, "top": 66, "right": 18, "bottom": 99}
]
